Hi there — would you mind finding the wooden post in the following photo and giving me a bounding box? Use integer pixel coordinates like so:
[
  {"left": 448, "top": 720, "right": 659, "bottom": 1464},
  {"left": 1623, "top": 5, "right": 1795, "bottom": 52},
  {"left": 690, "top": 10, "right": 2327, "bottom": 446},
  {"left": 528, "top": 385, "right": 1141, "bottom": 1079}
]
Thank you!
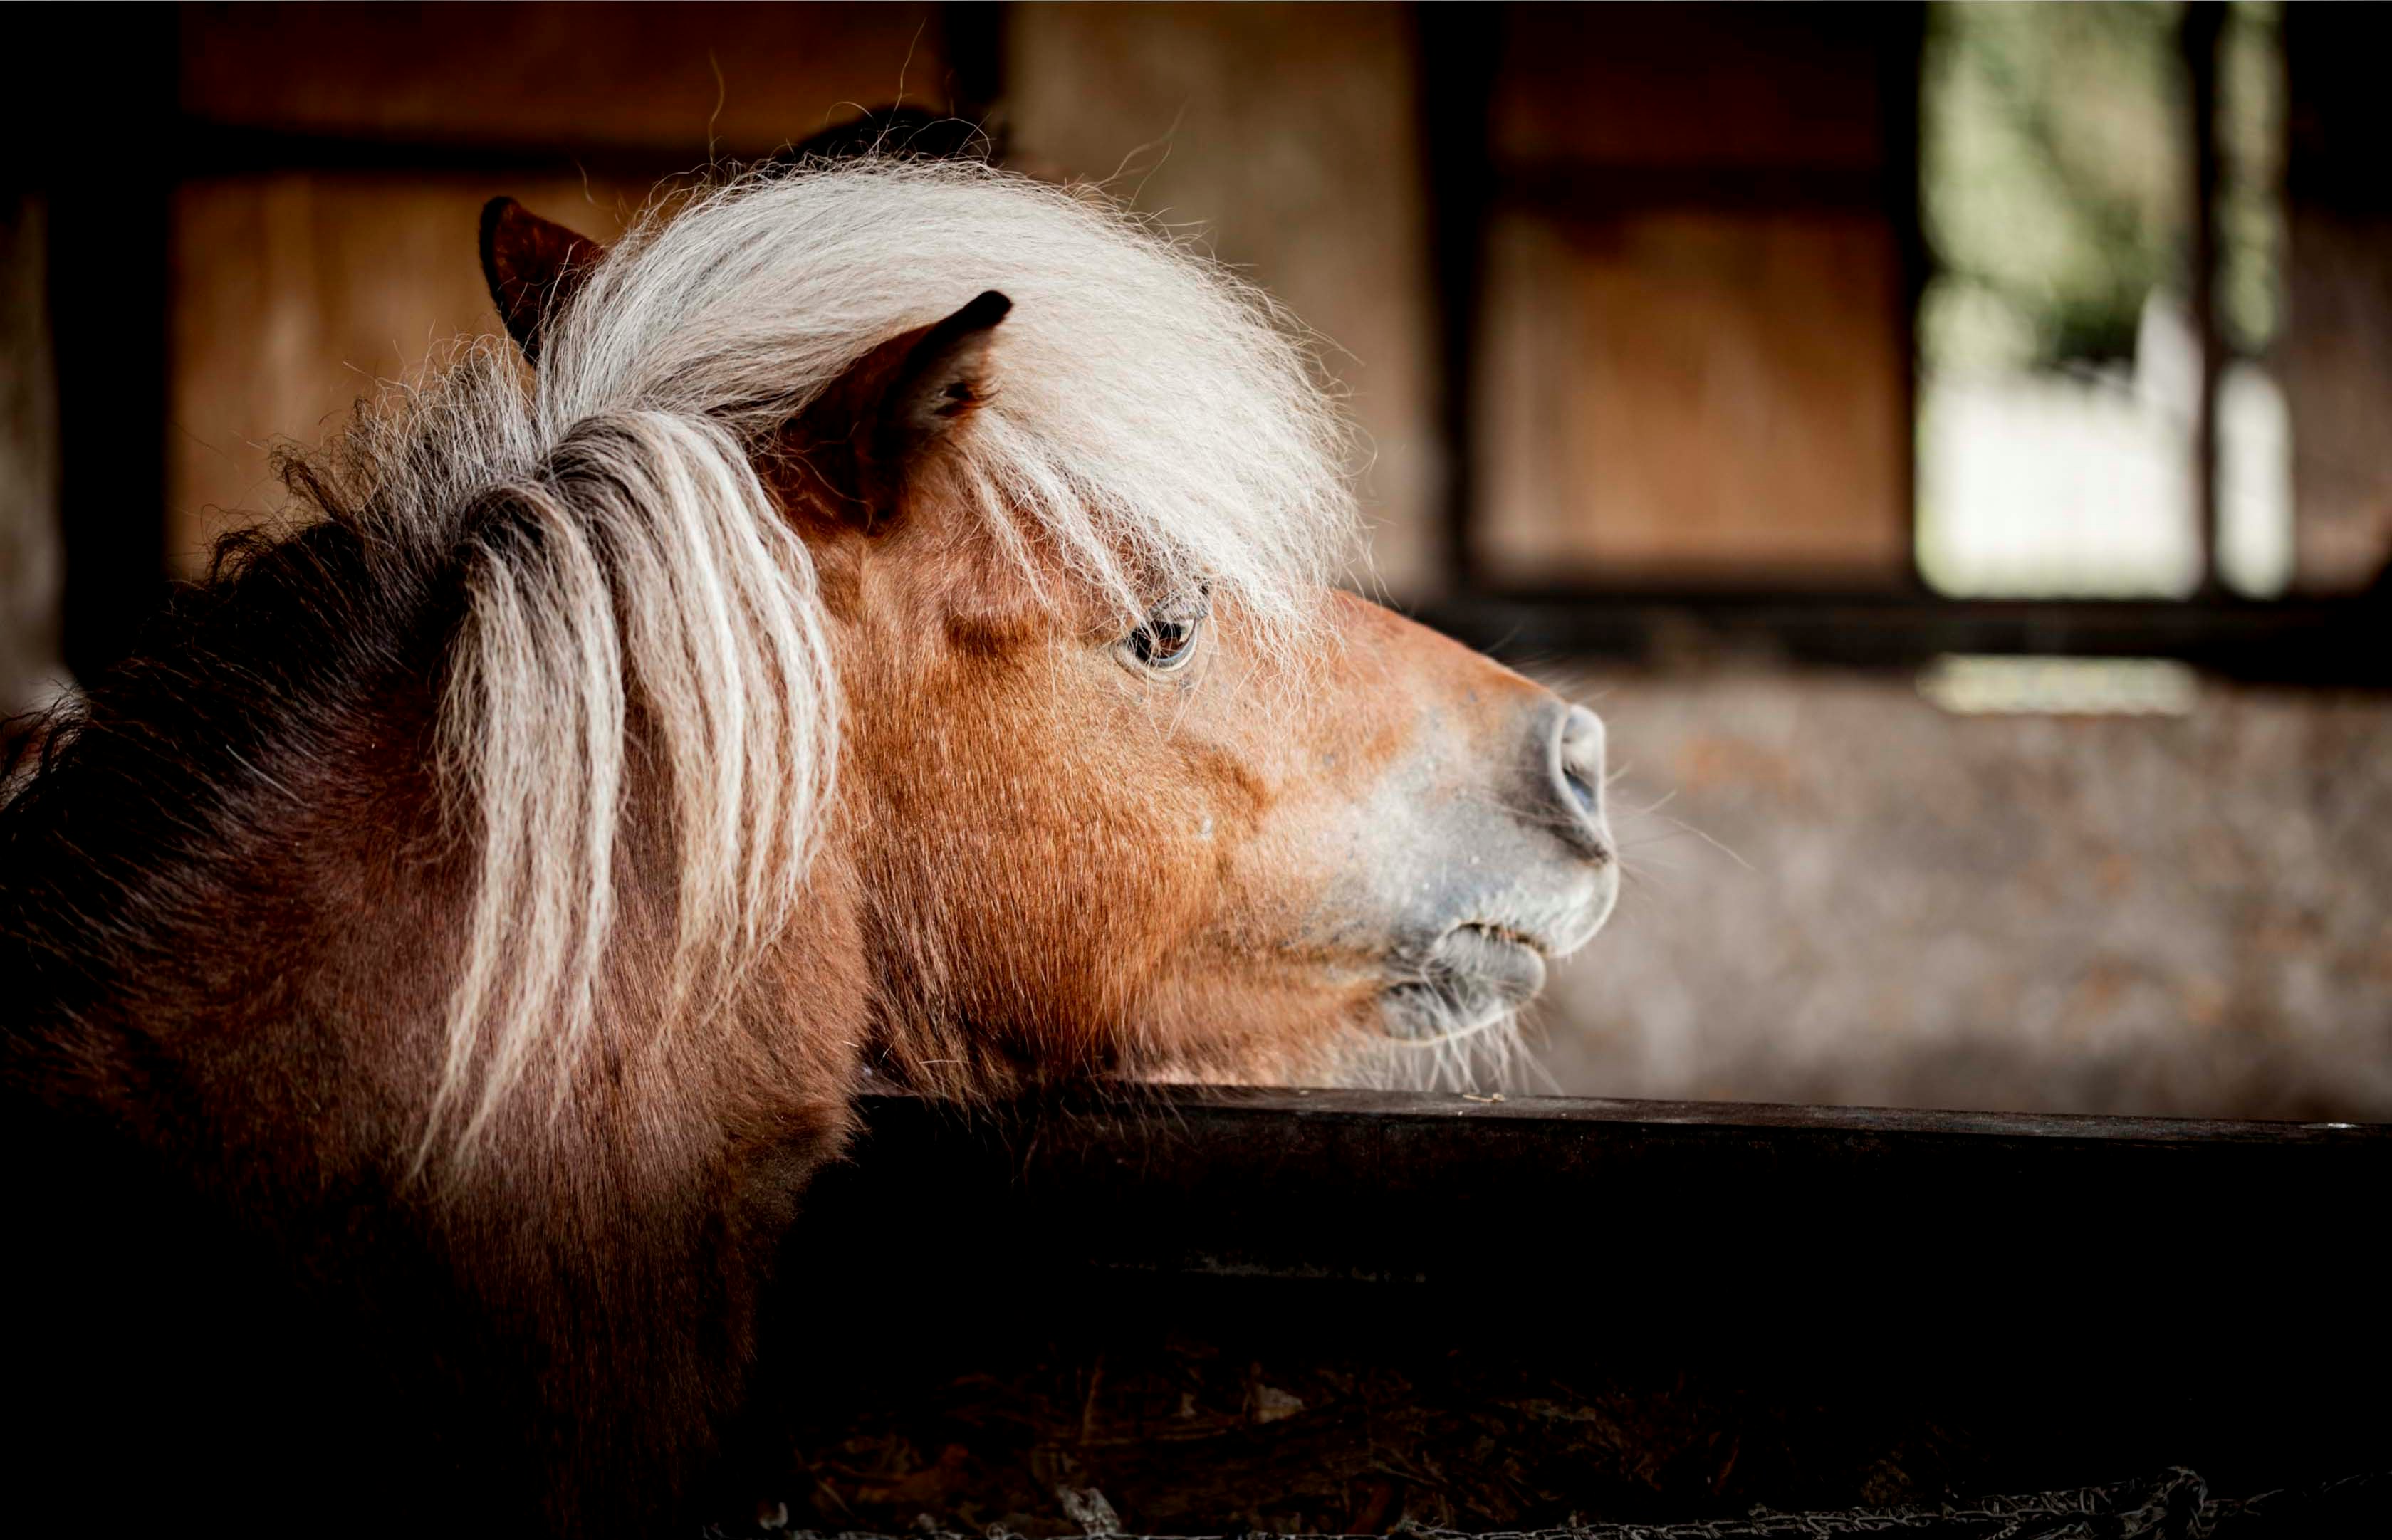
[
  {"left": 1414, "top": 6, "right": 1499, "bottom": 597},
  {"left": 2188, "top": 2, "right": 2226, "bottom": 595}
]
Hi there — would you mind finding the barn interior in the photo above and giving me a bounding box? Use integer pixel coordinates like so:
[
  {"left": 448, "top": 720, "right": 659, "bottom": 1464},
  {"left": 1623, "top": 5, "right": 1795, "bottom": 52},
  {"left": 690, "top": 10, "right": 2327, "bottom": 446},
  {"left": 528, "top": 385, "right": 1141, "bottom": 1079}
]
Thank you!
[
  {"left": 6, "top": 2, "right": 2386, "bottom": 1122},
  {"left": 1, "top": 5, "right": 2388, "bottom": 1532}
]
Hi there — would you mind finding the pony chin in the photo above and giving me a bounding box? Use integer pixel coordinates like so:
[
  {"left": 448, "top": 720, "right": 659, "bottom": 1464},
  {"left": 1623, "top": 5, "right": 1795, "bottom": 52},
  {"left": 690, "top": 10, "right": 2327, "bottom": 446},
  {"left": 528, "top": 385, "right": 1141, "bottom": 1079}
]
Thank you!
[
  {"left": 1343, "top": 1007, "right": 1542, "bottom": 1096},
  {"left": 1380, "top": 988, "right": 1525, "bottom": 1048}
]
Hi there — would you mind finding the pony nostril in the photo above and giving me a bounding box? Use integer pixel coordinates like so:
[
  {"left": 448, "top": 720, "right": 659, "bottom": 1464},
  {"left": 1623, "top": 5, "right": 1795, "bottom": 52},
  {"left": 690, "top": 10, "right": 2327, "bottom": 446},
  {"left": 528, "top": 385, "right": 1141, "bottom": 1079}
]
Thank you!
[
  {"left": 1547, "top": 703, "right": 1610, "bottom": 858},
  {"left": 1557, "top": 706, "right": 1605, "bottom": 810}
]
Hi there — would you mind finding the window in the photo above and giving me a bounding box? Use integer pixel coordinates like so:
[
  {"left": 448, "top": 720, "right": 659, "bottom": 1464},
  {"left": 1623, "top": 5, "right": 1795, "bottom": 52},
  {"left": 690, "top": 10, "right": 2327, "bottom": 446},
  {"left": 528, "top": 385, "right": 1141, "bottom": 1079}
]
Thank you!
[
  {"left": 1918, "top": 1, "right": 2293, "bottom": 600},
  {"left": 1417, "top": 1, "right": 2373, "bottom": 685}
]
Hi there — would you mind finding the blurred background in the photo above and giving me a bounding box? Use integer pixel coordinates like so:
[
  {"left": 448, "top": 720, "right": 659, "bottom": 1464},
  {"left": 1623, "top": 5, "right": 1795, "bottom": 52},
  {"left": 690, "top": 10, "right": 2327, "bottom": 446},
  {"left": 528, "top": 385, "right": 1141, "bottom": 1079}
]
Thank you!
[{"left": 2, "top": 2, "right": 2387, "bottom": 1119}]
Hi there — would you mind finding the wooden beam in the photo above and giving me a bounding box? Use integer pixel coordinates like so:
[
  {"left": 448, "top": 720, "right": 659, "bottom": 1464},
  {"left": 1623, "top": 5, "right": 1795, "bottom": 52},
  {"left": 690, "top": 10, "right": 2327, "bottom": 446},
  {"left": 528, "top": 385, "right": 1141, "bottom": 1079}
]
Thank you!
[
  {"left": 1414, "top": 590, "right": 2392, "bottom": 685},
  {"left": 800, "top": 1087, "right": 2386, "bottom": 1313},
  {"left": 738, "top": 1088, "right": 2391, "bottom": 1532}
]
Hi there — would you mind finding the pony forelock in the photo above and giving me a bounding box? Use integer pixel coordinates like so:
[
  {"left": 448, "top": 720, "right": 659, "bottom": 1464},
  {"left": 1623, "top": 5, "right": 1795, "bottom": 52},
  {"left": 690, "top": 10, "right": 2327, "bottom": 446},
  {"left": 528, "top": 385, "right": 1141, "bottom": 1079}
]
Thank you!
[
  {"left": 305, "top": 159, "right": 1359, "bottom": 1163},
  {"left": 543, "top": 158, "right": 1360, "bottom": 638}
]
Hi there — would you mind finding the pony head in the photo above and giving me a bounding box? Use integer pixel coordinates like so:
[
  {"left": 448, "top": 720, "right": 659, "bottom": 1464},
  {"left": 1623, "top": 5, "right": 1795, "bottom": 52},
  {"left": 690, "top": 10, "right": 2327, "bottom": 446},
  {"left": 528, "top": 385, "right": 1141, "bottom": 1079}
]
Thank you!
[{"left": 458, "top": 159, "right": 1615, "bottom": 1119}]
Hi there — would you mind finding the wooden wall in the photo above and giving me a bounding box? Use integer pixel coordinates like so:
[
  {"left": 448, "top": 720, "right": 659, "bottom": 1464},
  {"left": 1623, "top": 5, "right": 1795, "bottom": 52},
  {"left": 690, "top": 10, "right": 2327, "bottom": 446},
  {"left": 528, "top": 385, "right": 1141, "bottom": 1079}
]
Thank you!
[
  {"left": 169, "top": 174, "right": 644, "bottom": 558},
  {"left": 14, "top": 3, "right": 2385, "bottom": 652},
  {"left": 179, "top": 3, "right": 956, "bottom": 155},
  {"left": 1006, "top": 4, "right": 1443, "bottom": 596},
  {"left": 2282, "top": 4, "right": 2392, "bottom": 592},
  {"left": 160, "top": 4, "right": 1456, "bottom": 592},
  {"left": 28, "top": 4, "right": 1928, "bottom": 612},
  {"left": 1478, "top": 209, "right": 1908, "bottom": 585},
  {"left": 1473, "top": 4, "right": 1914, "bottom": 590},
  {"left": 167, "top": 3, "right": 951, "bottom": 570}
]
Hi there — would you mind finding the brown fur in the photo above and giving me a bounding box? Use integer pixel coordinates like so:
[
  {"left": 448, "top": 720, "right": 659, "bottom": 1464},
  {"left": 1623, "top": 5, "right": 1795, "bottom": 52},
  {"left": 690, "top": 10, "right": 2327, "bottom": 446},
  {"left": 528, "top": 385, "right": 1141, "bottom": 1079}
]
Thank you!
[{"left": 0, "top": 196, "right": 1592, "bottom": 1539}]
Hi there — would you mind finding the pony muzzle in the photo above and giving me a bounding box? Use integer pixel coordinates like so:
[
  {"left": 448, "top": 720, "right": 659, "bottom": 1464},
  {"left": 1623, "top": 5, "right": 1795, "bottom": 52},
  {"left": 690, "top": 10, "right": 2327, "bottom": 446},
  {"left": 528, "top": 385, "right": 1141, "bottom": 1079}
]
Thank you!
[{"left": 1382, "top": 923, "right": 1551, "bottom": 1044}]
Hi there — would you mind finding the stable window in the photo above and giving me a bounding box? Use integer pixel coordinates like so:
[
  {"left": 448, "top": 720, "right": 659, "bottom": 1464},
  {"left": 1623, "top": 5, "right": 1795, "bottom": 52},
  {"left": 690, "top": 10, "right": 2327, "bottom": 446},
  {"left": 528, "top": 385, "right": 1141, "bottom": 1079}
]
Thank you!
[
  {"left": 1917, "top": 0, "right": 2292, "bottom": 601},
  {"left": 1419, "top": 2, "right": 2380, "bottom": 686}
]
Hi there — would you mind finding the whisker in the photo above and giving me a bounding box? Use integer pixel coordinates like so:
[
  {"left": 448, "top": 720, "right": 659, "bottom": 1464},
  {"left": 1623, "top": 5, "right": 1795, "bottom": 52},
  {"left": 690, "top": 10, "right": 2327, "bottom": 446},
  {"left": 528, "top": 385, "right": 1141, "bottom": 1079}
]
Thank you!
[
  {"left": 1639, "top": 810, "right": 1753, "bottom": 871},
  {"left": 1626, "top": 787, "right": 1679, "bottom": 818}
]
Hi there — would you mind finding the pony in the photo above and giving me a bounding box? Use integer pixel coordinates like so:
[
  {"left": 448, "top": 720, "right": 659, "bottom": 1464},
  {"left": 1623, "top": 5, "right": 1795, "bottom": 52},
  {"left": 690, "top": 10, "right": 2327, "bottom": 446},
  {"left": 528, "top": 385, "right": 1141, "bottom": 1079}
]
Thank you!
[{"left": 0, "top": 145, "right": 1615, "bottom": 1536}]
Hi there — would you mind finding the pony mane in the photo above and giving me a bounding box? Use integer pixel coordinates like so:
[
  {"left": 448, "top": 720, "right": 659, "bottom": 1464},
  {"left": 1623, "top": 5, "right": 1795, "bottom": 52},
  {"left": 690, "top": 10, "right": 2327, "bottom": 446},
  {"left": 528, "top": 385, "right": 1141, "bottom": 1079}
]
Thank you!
[{"left": 291, "top": 158, "right": 1359, "bottom": 1158}]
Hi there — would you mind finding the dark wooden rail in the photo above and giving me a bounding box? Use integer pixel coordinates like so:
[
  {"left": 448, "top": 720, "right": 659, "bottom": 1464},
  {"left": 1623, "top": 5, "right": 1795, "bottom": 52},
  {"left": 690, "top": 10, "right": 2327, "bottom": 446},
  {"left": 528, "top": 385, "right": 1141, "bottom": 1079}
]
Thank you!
[
  {"left": 793, "top": 1088, "right": 2387, "bottom": 1332},
  {"left": 1416, "top": 591, "right": 2392, "bottom": 687},
  {"left": 729, "top": 1090, "right": 2391, "bottom": 1535}
]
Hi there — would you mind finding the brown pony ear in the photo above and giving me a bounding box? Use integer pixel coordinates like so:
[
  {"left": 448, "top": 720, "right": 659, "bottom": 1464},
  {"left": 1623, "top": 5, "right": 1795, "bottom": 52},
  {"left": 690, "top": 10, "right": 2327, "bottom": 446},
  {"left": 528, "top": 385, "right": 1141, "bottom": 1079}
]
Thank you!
[
  {"left": 479, "top": 197, "right": 606, "bottom": 363},
  {"left": 790, "top": 289, "right": 1012, "bottom": 522}
]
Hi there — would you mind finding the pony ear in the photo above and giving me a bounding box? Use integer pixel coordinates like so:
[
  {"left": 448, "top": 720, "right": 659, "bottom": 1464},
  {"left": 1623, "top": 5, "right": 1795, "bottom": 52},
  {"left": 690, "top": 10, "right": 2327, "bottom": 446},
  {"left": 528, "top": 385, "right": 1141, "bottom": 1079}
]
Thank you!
[
  {"left": 889, "top": 288, "right": 1010, "bottom": 435},
  {"left": 479, "top": 197, "right": 607, "bottom": 363},
  {"left": 789, "top": 289, "right": 1012, "bottom": 523}
]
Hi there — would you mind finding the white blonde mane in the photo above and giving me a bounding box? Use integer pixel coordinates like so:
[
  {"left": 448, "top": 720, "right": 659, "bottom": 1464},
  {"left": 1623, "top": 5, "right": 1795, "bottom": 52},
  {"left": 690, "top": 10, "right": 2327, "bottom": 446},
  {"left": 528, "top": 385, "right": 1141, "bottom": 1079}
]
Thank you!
[{"left": 335, "top": 159, "right": 1357, "bottom": 1158}]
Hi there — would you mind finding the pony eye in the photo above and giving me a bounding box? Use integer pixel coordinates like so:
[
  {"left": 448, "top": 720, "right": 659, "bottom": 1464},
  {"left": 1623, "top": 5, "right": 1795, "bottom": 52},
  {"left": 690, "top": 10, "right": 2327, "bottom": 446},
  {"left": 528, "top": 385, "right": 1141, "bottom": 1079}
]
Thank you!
[
  {"left": 1132, "top": 619, "right": 1196, "bottom": 668},
  {"left": 1120, "top": 596, "right": 1208, "bottom": 674}
]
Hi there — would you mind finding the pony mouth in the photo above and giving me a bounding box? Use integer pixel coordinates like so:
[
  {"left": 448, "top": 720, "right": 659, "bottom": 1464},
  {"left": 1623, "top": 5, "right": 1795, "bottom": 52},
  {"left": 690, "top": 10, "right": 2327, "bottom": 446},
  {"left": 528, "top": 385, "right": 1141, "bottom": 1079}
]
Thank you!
[{"left": 1380, "top": 923, "right": 1550, "bottom": 1044}]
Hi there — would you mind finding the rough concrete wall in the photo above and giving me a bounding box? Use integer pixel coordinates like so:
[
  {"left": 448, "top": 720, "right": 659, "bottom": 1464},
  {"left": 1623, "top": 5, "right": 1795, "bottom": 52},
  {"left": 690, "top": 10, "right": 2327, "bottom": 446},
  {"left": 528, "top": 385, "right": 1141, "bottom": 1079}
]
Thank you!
[
  {"left": 0, "top": 194, "right": 64, "bottom": 716},
  {"left": 1535, "top": 665, "right": 2392, "bottom": 1121}
]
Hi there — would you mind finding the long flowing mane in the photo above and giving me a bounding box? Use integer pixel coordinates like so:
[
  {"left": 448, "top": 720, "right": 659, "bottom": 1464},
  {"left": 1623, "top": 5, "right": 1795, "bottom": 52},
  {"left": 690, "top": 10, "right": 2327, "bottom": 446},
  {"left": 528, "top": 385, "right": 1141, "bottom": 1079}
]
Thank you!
[
  {"left": 11, "top": 159, "right": 1359, "bottom": 1158},
  {"left": 0, "top": 140, "right": 1641, "bottom": 1540}
]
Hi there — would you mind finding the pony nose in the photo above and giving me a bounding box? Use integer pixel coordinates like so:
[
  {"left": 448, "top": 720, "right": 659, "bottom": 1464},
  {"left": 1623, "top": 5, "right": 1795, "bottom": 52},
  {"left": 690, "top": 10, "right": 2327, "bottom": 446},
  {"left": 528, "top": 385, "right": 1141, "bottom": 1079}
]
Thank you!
[{"left": 1545, "top": 703, "right": 1612, "bottom": 861}]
